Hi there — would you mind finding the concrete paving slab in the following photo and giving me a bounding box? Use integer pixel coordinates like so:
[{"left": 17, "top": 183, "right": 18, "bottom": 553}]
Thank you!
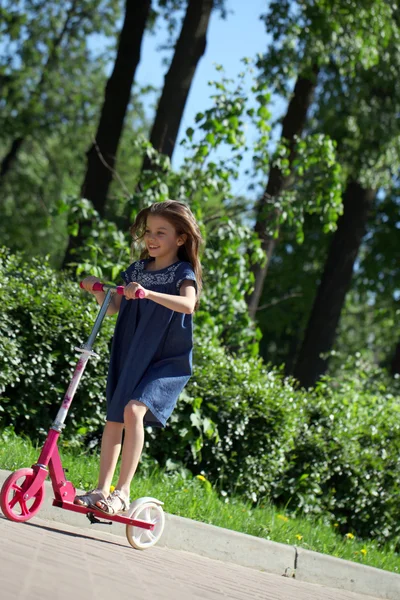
[
  {"left": 0, "top": 515, "right": 385, "bottom": 600},
  {"left": 1, "top": 468, "right": 399, "bottom": 600}
]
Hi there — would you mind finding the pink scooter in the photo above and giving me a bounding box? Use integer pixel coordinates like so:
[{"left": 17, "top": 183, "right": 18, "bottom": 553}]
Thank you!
[{"left": 0, "top": 282, "right": 165, "bottom": 550}]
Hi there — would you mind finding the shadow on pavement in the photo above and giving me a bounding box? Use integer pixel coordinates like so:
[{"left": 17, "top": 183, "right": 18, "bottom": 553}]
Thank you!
[{"left": 0, "top": 514, "right": 129, "bottom": 550}]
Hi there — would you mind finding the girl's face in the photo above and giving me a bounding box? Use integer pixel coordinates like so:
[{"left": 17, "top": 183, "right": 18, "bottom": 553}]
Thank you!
[{"left": 144, "top": 215, "right": 186, "bottom": 259}]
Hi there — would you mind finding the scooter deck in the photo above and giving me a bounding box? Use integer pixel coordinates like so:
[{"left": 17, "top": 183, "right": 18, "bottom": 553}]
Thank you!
[{"left": 52, "top": 499, "right": 155, "bottom": 529}]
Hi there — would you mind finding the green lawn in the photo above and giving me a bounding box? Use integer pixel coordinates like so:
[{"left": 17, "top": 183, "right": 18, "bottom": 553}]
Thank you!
[{"left": 1, "top": 428, "right": 399, "bottom": 574}]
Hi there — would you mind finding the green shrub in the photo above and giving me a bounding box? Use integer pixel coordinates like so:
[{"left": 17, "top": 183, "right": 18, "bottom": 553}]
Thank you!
[
  {"left": 276, "top": 355, "right": 400, "bottom": 546},
  {"left": 148, "top": 340, "right": 307, "bottom": 502},
  {"left": 150, "top": 350, "right": 400, "bottom": 547},
  {"left": 1, "top": 249, "right": 400, "bottom": 547},
  {"left": 0, "top": 248, "right": 114, "bottom": 443}
]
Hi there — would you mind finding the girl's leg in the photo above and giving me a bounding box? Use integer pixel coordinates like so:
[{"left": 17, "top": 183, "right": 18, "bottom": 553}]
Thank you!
[
  {"left": 95, "top": 400, "right": 148, "bottom": 510},
  {"left": 75, "top": 420, "right": 123, "bottom": 506},
  {"left": 96, "top": 420, "right": 124, "bottom": 494},
  {"left": 117, "top": 399, "right": 148, "bottom": 498},
  {"left": 96, "top": 400, "right": 148, "bottom": 512}
]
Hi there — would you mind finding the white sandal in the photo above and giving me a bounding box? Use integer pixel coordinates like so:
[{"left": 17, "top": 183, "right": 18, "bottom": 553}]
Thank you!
[{"left": 95, "top": 489, "right": 129, "bottom": 515}]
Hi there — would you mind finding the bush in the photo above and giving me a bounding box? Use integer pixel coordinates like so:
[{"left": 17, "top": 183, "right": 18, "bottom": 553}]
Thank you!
[
  {"left": 275, "top": 354, "right": 400, "bottom": 546},
  {"left": 1, "top": 249, "right": 400, "bottom": 547},
  {"left": 149, "top": 340, "right": 307, "bottom": 504},
  {"left": 0, "top": 248, "right": 114, "bottom": 443}
]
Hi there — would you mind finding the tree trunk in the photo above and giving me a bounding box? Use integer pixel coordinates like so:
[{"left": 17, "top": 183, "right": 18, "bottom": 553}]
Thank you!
[
  {"left": 293, "top": 181, "right": 375, "bottom": 388},
  {"left": 142, "top": 0, "right": 214, "bottom": 169},
  {"left": 247, "top": 66, "right": 319, "bottom": 318},
  {"left": 390, "top": 341, "right": 400, "bottom": 375},
  {"left": 62, "top": 0, "right": 151, "bottom": 269},
  {"left": 81, "top": 0, "right": 151, "bottom": 214},
  {"left": 0, "top": 137, "right": 24, "bottom": 177}
]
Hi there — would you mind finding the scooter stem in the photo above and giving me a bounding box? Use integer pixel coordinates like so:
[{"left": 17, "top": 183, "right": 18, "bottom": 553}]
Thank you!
[{"left": 51, "top": 289, "right": 114, "bottom": 431}]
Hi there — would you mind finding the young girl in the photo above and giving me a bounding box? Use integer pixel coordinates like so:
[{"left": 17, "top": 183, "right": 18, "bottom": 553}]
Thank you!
[{"left": 75, "top": 200, "right": 203, "bottom": 514}]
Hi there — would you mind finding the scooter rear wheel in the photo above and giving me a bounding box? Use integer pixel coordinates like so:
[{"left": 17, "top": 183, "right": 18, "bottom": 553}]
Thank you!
[
  {"left": 0, "top": 468, "right": 45, "bottom": 522},
  {"left": 126, "top": 502, "right": 165, "bottom": 550}
]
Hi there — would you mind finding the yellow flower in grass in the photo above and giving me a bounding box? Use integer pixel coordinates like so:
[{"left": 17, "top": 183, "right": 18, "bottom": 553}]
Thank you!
[
  {"left": 295, "top": 534, "right": 303, "bottom": 541},
  {"left": 361, "top": 548, "right": 367, "bottom": 556},
  {"left": 277, "top": 514, "right": 289, "bottom": 523},
  {"left": 195, "top": 474, "right": 212, "bottom": 493},
  {"left": 345, "top": 532, "right": 355, "bottom": 540}
]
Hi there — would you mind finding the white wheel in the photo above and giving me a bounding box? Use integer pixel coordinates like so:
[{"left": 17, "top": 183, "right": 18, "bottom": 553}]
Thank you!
[{"left": 126, "top": 502, "right": 165, "bottom": 550}]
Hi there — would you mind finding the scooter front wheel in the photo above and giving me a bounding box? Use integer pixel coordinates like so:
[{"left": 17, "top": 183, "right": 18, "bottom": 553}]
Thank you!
[{"left": 0, "top": 468, "right": 45, "bottom": 522}]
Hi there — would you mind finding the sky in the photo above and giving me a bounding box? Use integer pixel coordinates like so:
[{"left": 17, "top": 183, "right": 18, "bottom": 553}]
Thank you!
[{"left": 132, "top": 0, "right": 284, "bottom": 197}]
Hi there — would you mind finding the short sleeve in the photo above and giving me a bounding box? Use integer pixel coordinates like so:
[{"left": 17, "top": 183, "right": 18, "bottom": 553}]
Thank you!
[
  {"left": 176, "top": 262, "right": 197, "bottom": 294},
  {"left": 120, "top": 269, "right": 130, "bottom": 285},
  {"left": 120, "top": 261, "right": 140, "bottom": 285}
]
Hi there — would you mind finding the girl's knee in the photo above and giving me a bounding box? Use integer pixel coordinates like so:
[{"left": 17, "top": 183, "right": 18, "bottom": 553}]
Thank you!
[{"left": 124, "top": 399, "right": 148, "bottom": 423}]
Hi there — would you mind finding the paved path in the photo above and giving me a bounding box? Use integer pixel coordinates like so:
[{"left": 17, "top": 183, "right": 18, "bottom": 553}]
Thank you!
[{"left": 0, "top": 516, "right": 381, "bottom": 600}]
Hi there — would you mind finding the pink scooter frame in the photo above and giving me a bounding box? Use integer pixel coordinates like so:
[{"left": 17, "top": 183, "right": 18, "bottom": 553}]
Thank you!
[{"left": 0, "top": 282, "right": 154, "bottom": 535}]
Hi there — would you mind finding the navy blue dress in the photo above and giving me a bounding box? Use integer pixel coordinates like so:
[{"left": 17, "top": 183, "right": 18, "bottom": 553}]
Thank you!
[{"left": 106, "top": 259, "right": 197, "bottom": 427}]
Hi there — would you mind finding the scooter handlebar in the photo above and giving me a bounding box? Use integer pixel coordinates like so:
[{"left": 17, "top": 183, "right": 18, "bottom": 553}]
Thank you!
[{"left": 80, "top": 281, "right": 144, "bottom": 298}]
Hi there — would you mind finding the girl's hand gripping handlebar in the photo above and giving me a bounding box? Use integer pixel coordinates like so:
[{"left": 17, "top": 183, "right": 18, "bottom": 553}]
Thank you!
[{"left": 80, "top": 280, "right": 145, "bottom": 298}]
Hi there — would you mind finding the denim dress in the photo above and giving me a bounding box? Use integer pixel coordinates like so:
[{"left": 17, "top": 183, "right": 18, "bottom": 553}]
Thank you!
[{"left": 105, "top": 259, "right": 197, "bottom": 427}]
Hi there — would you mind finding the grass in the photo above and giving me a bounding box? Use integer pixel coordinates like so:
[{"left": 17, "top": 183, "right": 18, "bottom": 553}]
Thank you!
[{"left": 1, "top": 428, "right": 399, "bottom": 575}]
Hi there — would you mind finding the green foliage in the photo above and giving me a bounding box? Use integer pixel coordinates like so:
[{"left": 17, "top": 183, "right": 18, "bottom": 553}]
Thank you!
[
  {"left": 0, "top": 248, "right": 115, "bottom": 441},
  {"left": 0, "top": 0, "right": 121, "bottom": 262},
  {"left": 197, "top": 218, "right": 262, "bottom": 355},
  {"left": 129, "top": 62, "right": 272, "bottom": 217},
  {"left": 62, "top": 196, "right": 131, "bottom": 282},
  {"left": 2, "top": 249, "right": 400, "bottom": 546},
  {"left": 0, "top": 98, "right": 149, "bottom": 264},
  {"left": 157, "top": 341, "right": 307, "bottom": 504},
  {"left": 265, "top": 133, "right": 343, "bottom": 243},
  {"left": 256, "top": 214, "right": 330, "bottom": 367},
  {"left": 334, "top": 294, "right": 400, "bottom": 371},
  {"left": 315, "top": 34, "right": 400, "bottom": 186},
  {"left": 261, "top": 0, "right": 395, "bottom": 94},
  {"left": 277, "top": 354, "right": 400, "bottom": 545},
  {"left": 0, "top": 0, "right": 120, "bottom": 139},
  {"left": 66, "top": 64, "right": 270, "bottom": 355}
]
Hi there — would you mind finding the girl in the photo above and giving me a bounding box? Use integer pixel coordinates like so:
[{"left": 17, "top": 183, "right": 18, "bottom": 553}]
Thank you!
[{"left": 75, "top": 200, "right": 203, "bottom": 515}]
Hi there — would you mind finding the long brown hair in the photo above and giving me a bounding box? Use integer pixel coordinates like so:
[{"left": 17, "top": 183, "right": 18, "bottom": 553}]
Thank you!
[{"left": 130, "top": 200, "right": 203, "bottom": 307}]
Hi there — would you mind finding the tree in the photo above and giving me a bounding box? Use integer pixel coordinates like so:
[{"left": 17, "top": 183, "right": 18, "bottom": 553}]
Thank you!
[
  {"left": 80, "top": 0, "right": 152, "bottom": 216},
  {"left": 142, "top": 0, "right": 214, "bottom": 169},
  {"left": 63, "top": 0, "right": 219, "bottom": 266},
  {"left": 293, "top": 182, "right": 376, "bottom": 387},
  {"left": 293, "top": 9, "right": 400, "bottom": 387},
  {"left": 64, "top": 66, "right": 272, "bottom": 353},
  {"left": 343, "top": 181, "right": 400, "bottom": 376},
  {"left": 0, "top": 91, "right": 150, "bottom": 265},
  {"left": 0, "top": 0, "right": 120, "bottom": 182},
  {"left": 0, "top": 1, "right": 122, "bottom": 262},
  {"left": 247, "top": 0, "right": 396, "bottom": 317},
  {"left": 247, "top": 66, "right": 319, "bottom": 317},
  {"left": 62, "top": 0, "right": 152, "bottom": 268}
]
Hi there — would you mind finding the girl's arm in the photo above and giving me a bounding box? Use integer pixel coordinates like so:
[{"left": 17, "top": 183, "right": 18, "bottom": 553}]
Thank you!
[
  {"left": 81, "top": 276, "right": 123, "bottom": 315},
  {"left": 125, "top": 280, "right": 196, "bottom": 314},
  {"left": 95, "top": 291, "right": 123, "bottom": 315}
]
